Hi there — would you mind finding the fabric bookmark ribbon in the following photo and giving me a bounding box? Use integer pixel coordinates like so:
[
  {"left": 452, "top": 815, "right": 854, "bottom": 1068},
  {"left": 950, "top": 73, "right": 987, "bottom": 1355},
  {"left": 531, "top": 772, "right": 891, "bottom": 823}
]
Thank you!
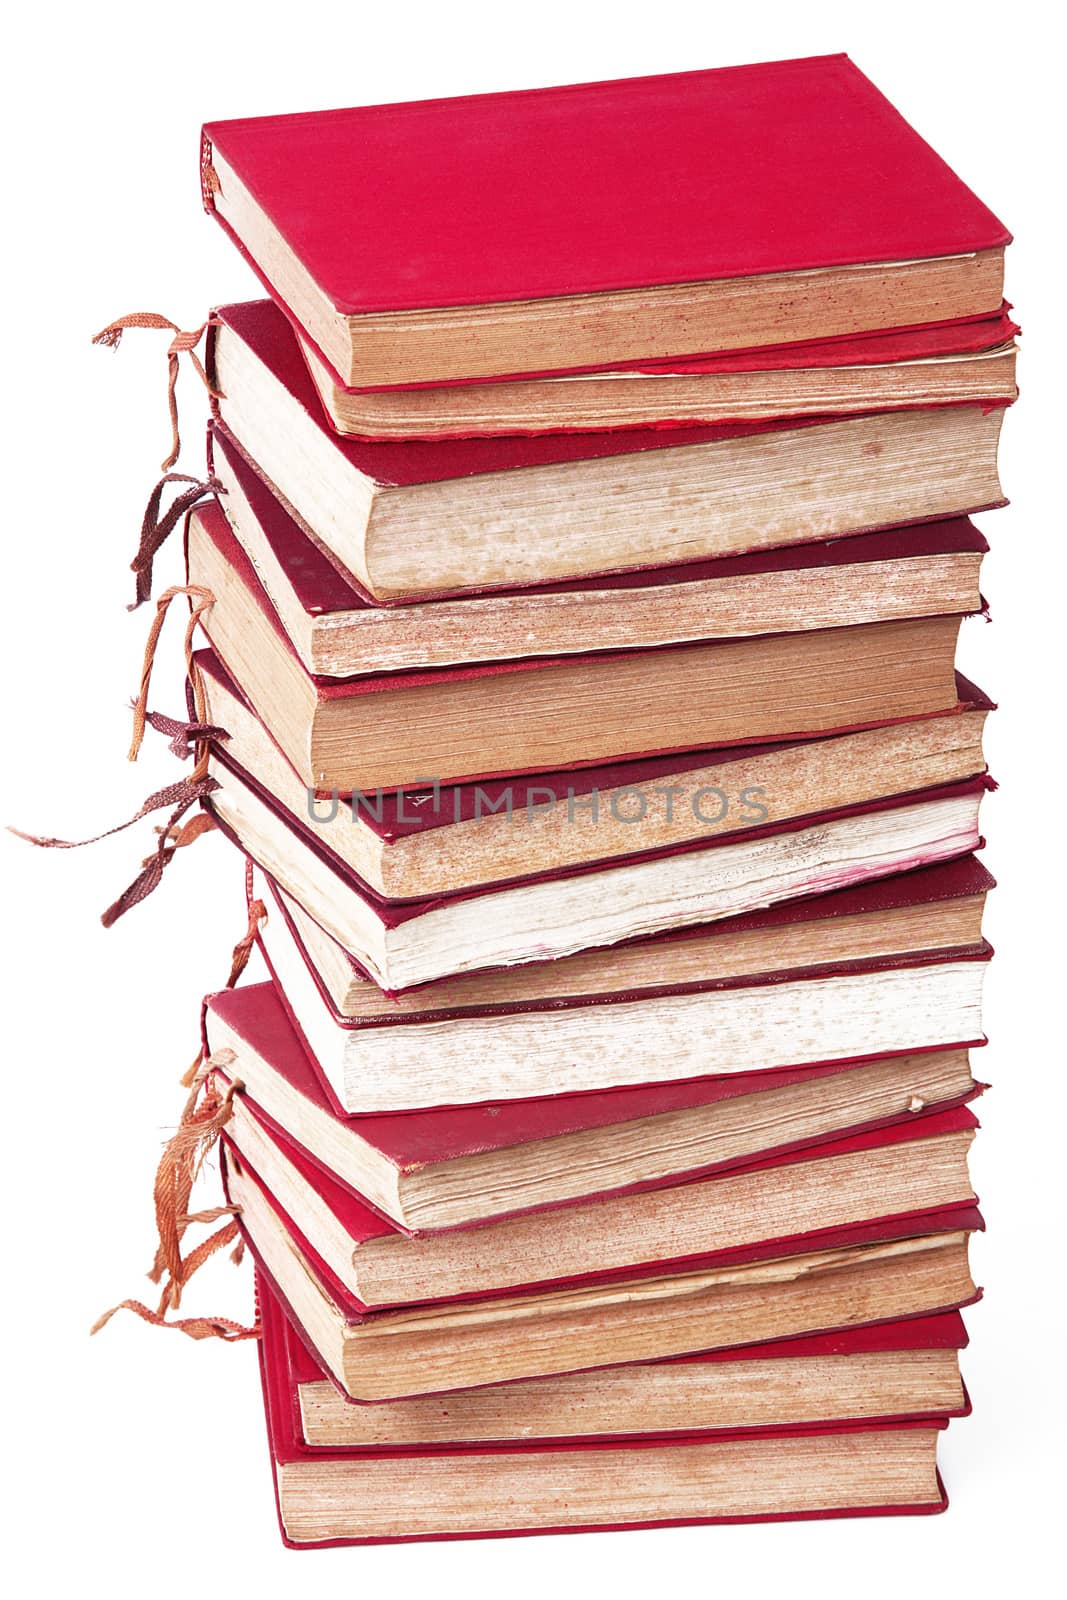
[
  {"left": 92, "top": 311, "right": 222, "bottom": 471},
  {"left": 128, "top": 472, "right": 221, "bottom": 610},
  {"left": 91, "top": 877, "right": 269, "bottom": 1339},
  {"left": 91, "top": 1050, "right": 259, "bottom": 1343},
  {"left": 10, "top": 585, "right": 224, "bottom": 925},
  {"left": 180, "top": 866, "right": 267, "bottom": 1089}
]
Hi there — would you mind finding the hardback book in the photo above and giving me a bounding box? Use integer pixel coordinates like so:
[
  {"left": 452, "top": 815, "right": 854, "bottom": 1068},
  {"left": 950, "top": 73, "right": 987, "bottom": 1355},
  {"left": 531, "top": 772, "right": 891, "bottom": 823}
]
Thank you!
[
  {"left": 204, "top": 753, "right": 989, "bottom": 988},
  {"left": 201, "top": 56, "right": 1010, "bottom": 389},
  {"left": 221, "top": 1106, "right": 979, "bottom": 1306},
  {"left": 189, "top": 497, "right": 971, "bottom": 792},
  {"left": 255, "top": 1285, "right": 957, "bottom": 1545},
  {"left": 263, "top": 1420, "right": 953, "bottom": 1546},
  {"left": 204, "top": 980, "right": 982, "bottom": 1232},
  {"left": 250, "top": 874, "right": 990, "bottom": 1111},
  {"left": 299, "top": 308, "right": 1018, "bottom": 441},
  {"left": 205, "top": 423, "right": 988, "bottom": 674},
  {"left": 270, "top": 1278, "right": 970, "bottom": 1448},
  {"left": 269, "top": 854, "right": 993, "bottom": 1024},
  {"left": 206, "top": 299, "right": 1006, "bottom": 602},
  {"left": 262, "top": 1324, "right": 954, "bottom": 1542},
  {"left": 227, "top": 1144, "right": 981, "bottom": 1398},
  {"left": 196, "top": 647, "right": 992, "bottom": 898}
]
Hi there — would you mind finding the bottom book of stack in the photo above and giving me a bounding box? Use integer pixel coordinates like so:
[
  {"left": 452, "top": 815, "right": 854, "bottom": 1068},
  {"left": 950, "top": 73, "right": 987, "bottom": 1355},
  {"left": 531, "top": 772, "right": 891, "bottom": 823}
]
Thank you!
[{"left": 255, "top": 1274, "right": 971, "bottom": 1545}]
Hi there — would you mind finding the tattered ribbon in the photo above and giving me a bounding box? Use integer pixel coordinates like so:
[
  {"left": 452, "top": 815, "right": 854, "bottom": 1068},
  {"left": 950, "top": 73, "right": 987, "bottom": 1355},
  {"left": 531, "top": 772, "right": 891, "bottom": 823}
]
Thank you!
[
  {"left": 99, "top": 807, "right": 218, "bottom": 929},
  {"left": 226, "top": 893, "right": 269, "bottom": 992},
  {"left": 10, "top": 585, "right": 222, "bottom": 925},
  {"left": 151, "top": 1058, "right": 242, "bottom": 1299},
  {"left": 143, "top": 708, "right": 229, "bottom": 762},
  {"left": 9, "top": 766, "right": 220, "bottom": 929},
  {"left": 180, "top": 863, "right": 267, "bottom": 1089},
  {"left": 101, "top": 583, "right": 222, "bottom": 925},
  {"left": 92, "top": 312, "right": 222, "bottom": 471},
  {"left": 91, "top": 1051, "right": 259, "bottom": 1342},
  {"left": 11, "top": 775, "right": 219, "bottom": 927},
  {"left": 8, "top": 773, "right": 218, "bottom": 854},
  {"left": 127, "top": 472, "right": 221, "bottom": 610},
  {"left": 128, "top": 584, "right": 217, "bottom": 768},
  {"left": 92, "top": 873, "right": 270, "bottom": 1341},
  {"left": 89, "top": 1302, "right": 257, "bottom": 1342}
]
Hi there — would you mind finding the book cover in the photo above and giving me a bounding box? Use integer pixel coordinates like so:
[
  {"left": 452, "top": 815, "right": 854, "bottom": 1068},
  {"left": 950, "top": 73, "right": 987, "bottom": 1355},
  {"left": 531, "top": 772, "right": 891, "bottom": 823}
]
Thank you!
[{"left": 202, "top": 56, "right": 1009, "bottom": 375}]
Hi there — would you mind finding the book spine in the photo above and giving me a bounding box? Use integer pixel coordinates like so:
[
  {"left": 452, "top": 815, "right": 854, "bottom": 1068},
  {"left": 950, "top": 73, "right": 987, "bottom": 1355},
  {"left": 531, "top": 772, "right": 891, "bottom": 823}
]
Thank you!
[{"left": 200, "top": 130, "right": 219, "bottom": 213}]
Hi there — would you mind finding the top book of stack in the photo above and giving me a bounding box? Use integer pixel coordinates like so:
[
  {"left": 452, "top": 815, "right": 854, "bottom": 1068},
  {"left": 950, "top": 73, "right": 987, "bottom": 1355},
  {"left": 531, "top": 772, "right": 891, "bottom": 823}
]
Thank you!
[{"left": 201, "top": 55, "right": 1011, "bottom": 396}]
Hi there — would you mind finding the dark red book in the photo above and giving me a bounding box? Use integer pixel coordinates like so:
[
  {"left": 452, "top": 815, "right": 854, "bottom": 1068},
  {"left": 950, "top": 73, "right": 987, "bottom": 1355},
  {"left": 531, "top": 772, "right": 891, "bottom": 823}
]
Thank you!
[
  {"left": 257, "top": 1265, "right": 954, "bottom": 1543},
  {"left": 262, "top": 849, "right": 994, "bottom": 1016},
  {"left": 269, "top": 1273, "right": 969, "bottom": 1451},
  {"left": 221, "top": 1103, "right": 979, "bottom": 1308},
  {"left": 202, "top": 56, "right": 1009, "bottom": 389},
  {"left": 205, "top": 299, "right": 1007, "bottom": 603},
  {"left": 205, "top": 421, "right": 988, "bottom": 674},
  {"left": 295, "top": 305, "right": 1018, "bottom": 441}
]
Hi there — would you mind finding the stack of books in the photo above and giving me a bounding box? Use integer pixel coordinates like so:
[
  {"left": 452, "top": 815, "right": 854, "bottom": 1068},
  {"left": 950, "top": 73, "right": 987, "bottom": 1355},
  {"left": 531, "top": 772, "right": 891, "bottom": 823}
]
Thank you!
[{"left": 126, "top": 56, "right": 1017, "bottom": 1544}]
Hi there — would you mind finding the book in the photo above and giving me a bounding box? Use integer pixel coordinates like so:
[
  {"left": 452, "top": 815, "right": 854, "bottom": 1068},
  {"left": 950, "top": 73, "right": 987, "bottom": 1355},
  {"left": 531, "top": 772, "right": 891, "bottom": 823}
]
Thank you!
[
  {"left": 255, "top": 1285, "right": 956, "bottom": 1543},
  {"left": 204, "top": 980, "right": 981, "bottom": 1233},
  {"left": 204, "top": 753, "right": 989, "bottom": 989},
  {"left": 221, "top": 1106, "right": 979, "bottom": 1306},
  {"left": 271, "top": 1281, "right": 970, "bottom": 1448},
  {"left": 201, "top": 56, "right": 1010, "bottom": 389},
  {"left": 207, "top": 300, "right": 1006, "bottom": 602},
  {"left": 298, "top": 308, "right": 1018, "bottom": 440},
  {"left": 206, "top": 423, "right": 988, "bottom": 674},
  {"left": 250, "top": 876, "right": 989, "bottom": 1111},
  {"left": 196, "top": 647, "right": 992, "bottom": 898},
  {"left": 190, "top": 498, "right": 969, "bottom": 793},
  {"left": 270, "top": 854, "right": 994, "bottom": 1021},
  {"left": 227, "top": 1147, "right": 981, "bottom": 1399}
]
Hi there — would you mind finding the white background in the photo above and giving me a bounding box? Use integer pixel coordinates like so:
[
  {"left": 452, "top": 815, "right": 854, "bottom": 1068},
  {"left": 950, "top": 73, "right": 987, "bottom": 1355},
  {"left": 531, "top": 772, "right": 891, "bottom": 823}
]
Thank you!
[{"left": 1, "top": 2, "right": 1062, "bottom": 1593}]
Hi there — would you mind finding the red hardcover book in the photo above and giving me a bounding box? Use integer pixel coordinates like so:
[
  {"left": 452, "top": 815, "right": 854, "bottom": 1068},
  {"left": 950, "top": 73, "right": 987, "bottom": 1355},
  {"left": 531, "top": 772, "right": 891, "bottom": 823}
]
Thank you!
[
  {"left": 205, "top": 422, "right": 989, "bottom": 674},
  {"left": 295, "top": 305, "right": 1018, "bottom": 441},
  {"left": 228, "top": 1141, "right": 981, "bottom": 1400},
  {"left": 262, "top": 850, "right": 994, "bottom": 1016},
  {"left": 220, "top": 1104, "right": 980, "bottom": 1308},
  {"left": 202, "top": 55, "right": 1009, "bottom": 389},
  {"left": 256, "top": 1268, "right": 954, "bottom": 1543},
  {"left": 204, "top": 952, "right": 986, "bottom": 1232},
  {"left": 271, "top": 1275, "right": 970, "bottom": 1450},
  {"left": 205, "top": 298, "right": 1007, "bottom": 602}
]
